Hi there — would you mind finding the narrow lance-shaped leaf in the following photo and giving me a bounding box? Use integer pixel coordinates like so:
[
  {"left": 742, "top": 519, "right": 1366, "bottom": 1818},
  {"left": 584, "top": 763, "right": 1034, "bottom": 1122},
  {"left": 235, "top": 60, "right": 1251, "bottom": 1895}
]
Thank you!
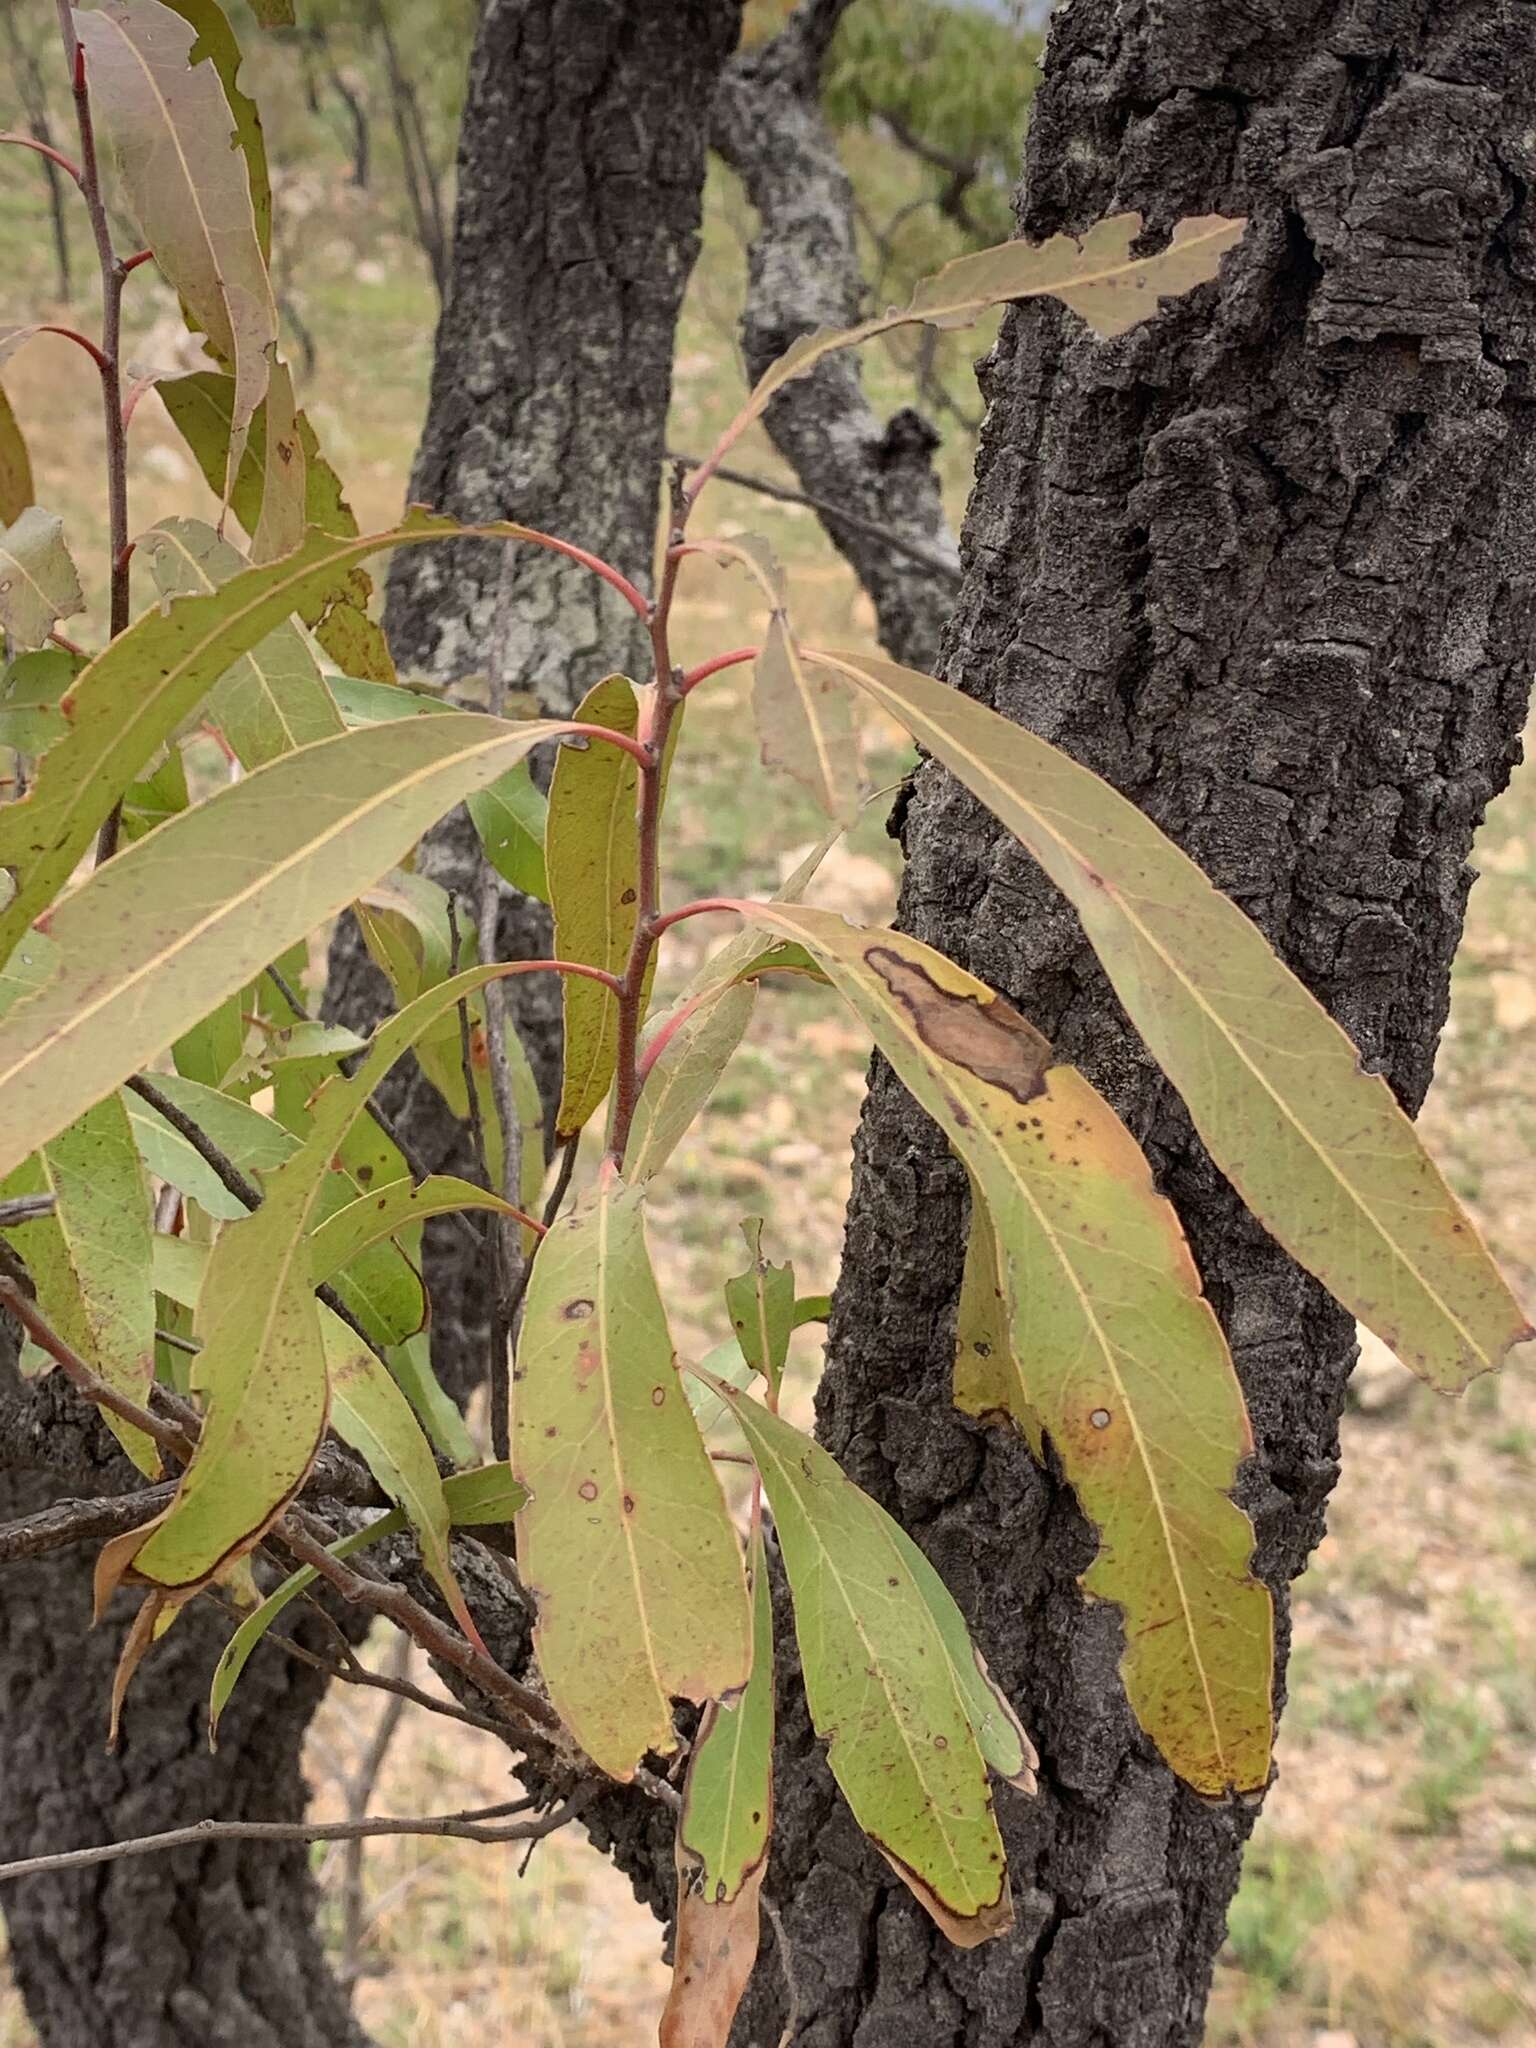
[
  {"left": 157, "top": 369, "right": 394, "bottom": 679},
  {"left": 754, "top": 611, "right": 860, "bottom": 826},
  {"left": 468, "top": 759, "right": 549, "bottom": 903},
  {"left": 625, "top": 982, "right": 757, "bottom": 1184},
  {"left": 0, "top": 507, "right": 83, "bottom": 650},
  {"left": 0, "top": 714, "right": 579, "bottom": 1179},
  {"left": 101, "top": 1164, "right": 327, "bottom": 1606},
  {"left": 0, "top": 381, "right": 34, "bottom": 523},
  {"left": 707, "top": 1378, "right": 1024, "bottom": 1945},
  {"left": 729, "top": 903, "right": 1273, "bottom": 1796},
  {"left": 0, "top": 508, "right": 583, "bottom": 958},
  {"left": 138, "top": 517, "right": 343, "bottom": 768},
  {"left": 75, "top": 0, "right": 277, "bottom": 499},
  {"left": 705, "top": 213, "right": 1245, "bottom": 472},
  {"left": 816, "top": 648, "right": 1533, "bottom": 1393},
  {"left": 513, "top": 1173, "right": 753, "bottom": 1781},
  {"left": 662, "top": 1526, "right": 774, "bottom": 2048},
  {"left": 308, "top": 1174, "right": 523, "bottom": 1286},
  {"left": 549, "top": 675, "right": 640, "bottom": 1137}
]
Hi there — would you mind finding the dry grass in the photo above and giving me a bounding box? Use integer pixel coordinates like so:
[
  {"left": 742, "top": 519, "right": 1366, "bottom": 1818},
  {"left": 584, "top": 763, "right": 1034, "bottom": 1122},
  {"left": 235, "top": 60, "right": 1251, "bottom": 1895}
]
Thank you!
[{"left": 1, "top": 68, "right": 1532, "bottom": 2048}]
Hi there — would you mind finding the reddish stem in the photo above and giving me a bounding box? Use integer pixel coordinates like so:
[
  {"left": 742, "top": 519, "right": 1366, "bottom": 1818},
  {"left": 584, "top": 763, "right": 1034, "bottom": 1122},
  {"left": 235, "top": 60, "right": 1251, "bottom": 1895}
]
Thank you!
[
  {"left": 0, "top": 130, "right": 84, "bottom": 184},
  {"left": 679, "top": 646, "right": 757, "bottom": 696},
  {"left": 553, "top": 719, "right": 652, "bottom": 769},
  {"left": 522, "top": 532, "right": 649, "bottom": 621},
  {"left": 120, "top": 247, "right": 154, "bottom": 272},
  {"left": 633, "top": 991, "right": 706, "bottom": 1090},
  {"left": 647, "top": 897, "right": 743, "bottom": 940},
  {"left": 33, "top": 323, "right": 108, "bottom": 371}
]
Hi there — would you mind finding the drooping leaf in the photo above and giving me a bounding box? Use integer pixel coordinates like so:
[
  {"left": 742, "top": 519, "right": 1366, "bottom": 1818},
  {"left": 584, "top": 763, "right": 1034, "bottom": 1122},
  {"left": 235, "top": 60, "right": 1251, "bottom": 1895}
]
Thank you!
[
  {"left": 0, "top": 381, "right": 34, "bottom": 523},
  {"left": 0, "top": 506, "right": 83, "bottom": 650},
  {"left": 308, "top": 1174, "right": 518, "bottom": 1285},
  {"left": 0, "top": 1097, "right": 157, "bottom": 1475},
  {"left": 0, "top": 510, "right": 583, "bottom": 954},
  {"left": 708, "top": 1379, "right": 1020, "bottom": 1944},
  {"left": 724, "top": 1219, "right": 793, "bottom": 1398},
  {"left": 319, "top": 1302, "right": 479, "bottom": 1644},
  {"left": 705, "top": 213, "right": 1245, "bottom": 472},
  {"left": 753, "top": 612, "right": 860, "bottom": 826},
  {"left": 549, "top": 676, "right": 640, "bottom": 1138},
  {"left": 816, "top": 648, "right": 1533, "bottom": 1393},
  {"left": 663, "top": 1528, "right": 774, "bottom": 2048},
  {"left": 139, "top": 517, "right": 343, "bottom": 768},
  {"left": 0, "top": 712, "right": 574, "bottom": 1177},
  {"left": 106, "top": 1167, "right": 327, "bottom": 1603},
  {"left": 731, "top": 903, "right": 1272, "bottom": 1796},
  {"left": 207, "top": 1460, "right": 525, "bottom": 1741},
  {"left": 75, "top": 0, "right": 277, "bottom": 500},
  {"left": 625, "top": 981, "right": 758, "bottom": 1183},
  {"left": 953, "top": 1189, "right": 1042, "bottom": 1461},
  {"left": 157, "top": 371, "right": 394, "bottom": 679},
  {"left": 513, "top": 1173, "right": 752, "bottom": 1781},
  {"left": 468, "top": 759, "right": 549, "bottom": 903},
  {"left": 158, "top": 0, "right": 272, "bottom": 258}
]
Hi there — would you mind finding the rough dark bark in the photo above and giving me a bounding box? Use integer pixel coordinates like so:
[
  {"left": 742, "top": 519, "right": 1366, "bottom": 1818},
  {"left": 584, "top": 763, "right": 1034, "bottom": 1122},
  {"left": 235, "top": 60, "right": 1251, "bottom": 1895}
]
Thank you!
[
  {"left": 724, "top": 4, "right": 1536, "bottom": 2044},
  {"left": 0, "top": 1334, "right": 367, "bottom": 2048}
]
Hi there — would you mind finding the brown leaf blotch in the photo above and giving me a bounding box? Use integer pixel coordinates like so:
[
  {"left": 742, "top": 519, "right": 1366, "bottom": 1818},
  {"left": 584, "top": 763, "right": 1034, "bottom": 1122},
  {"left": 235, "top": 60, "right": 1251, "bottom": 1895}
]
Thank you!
[{"left": 867, "top": 947, "right": 1051, "bottom": 1106}]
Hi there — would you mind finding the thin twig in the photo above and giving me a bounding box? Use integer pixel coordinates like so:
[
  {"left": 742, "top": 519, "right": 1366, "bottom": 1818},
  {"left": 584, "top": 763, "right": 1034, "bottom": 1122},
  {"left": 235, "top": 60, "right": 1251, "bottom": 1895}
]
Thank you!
[
  {"left": 0, "top": 1484, "right": 177, "bottom": 1566},
  {"left": 0, "top": 1790, "right": 595, "bottom": 1887},
  {"left": 0, "top": 1193, "right": 57, "bottom": 1229},
  {"left": 340, "top": 1632, "right": 413, "bottom": 1981},
  {"left": 0, "top": 1276, "right": 192, "bottom": 1461},
  {"left": 668, "top": 450, "right": 959, "bottom": 581}
]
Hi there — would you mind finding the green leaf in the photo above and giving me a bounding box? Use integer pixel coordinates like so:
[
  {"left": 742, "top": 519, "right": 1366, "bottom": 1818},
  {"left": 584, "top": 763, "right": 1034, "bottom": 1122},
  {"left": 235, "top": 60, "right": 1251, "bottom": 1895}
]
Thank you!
[
  {"left": 549, "top": 676, "right": 641, "bottom": 1137},
  {"left": 736, "top": 903, "right": 1272, "bottom": 1796},
  {"left": 0, "top": 510, "right": 578, "bottom": 956},
  {"left": 468, "top": 760, "right": 549, "bottom": 903},
  {"left": 662, "top": 1527, "right": 774, "bottom": 2048},
  {"left": 0, "top": 649, "right": 77, "bottom": 756},
  {"left": 355, "top": 868, "right": 453, "bottom": 1003},
  {"left": 138, "top": 517, "right": 342, "bottom": 768},
  {"left": 710, "top": 214, "right": 1245, "bottom": 473},
  {"left": 156, "top": 372, "right": 394, "bottom": 680},
  {"left": 677, "top": 1525, "right": 774, "bottom": 1900},
  {"left": 207, "top": 1459, "right": 525, "bottom": 1741},
  {"left": 76, "top": 0, "right": 277, "bottom": 501},
  {"left": 709, "top": 1381, "right": 1020, "bottom": 1945},
  {"left": 818, "top": 648, "right": 1533, "bottom": 1393},
  {"left": 753, "top": 612, "right": 860, "bottom": 825},
  {"left": 0, "top": 381, "right": 34, "bottom": 523},
  {"left": 0, "top": 507, "right": 83, "bottom": 649},
  {"left": 1, "top": 1097, "right": 157, "bottom": 1475},
  {"left": 625, "top": 981, "right": 757, "bottom": 1183},
  {"left": 159, "top": 0, "right": 273, "bottom": 259},
  {"left": 309, "top": 1174, "right": 517, "bottom": 1285},
  {"left": 320, "top": 1302, "right": 478, "bottom": 1644},
  {"left": 328, "top": 673, "right": 451, "bottom": 724},
  {"left": 0, "top": 711, "right": 572, "bottom": 1178},
  {"left": 724, "top": 1219, "right": 793, "bottom": 1397},
  {"left": 310, "top": 1174, "right": 424, "bottom": 1347},
  {"left": 513, "top": 1175, "right": 752, "bottom": 1781},
  {"left": 120, "top": 745, "right": 190, "bottom": 843},
  {"left": 114, "top": 1167, "right": 327, "bottom": 1599}
]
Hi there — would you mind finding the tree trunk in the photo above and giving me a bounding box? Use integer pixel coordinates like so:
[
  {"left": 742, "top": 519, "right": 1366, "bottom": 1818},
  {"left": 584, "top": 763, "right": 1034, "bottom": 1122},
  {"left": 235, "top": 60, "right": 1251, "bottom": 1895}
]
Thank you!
[
  {"left": 729, "top": 3, "right": 1536, "bottom": 2043},
  {"left": 0, "top": 1340, "right": 367, "bottom": 2048}
]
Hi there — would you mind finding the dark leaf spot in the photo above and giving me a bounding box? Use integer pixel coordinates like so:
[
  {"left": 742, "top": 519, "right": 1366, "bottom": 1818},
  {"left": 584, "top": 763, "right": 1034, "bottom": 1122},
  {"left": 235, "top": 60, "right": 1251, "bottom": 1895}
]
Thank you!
[
  {"left": 578, "top": 1480, "right": 598, "bottom": 1501},
  {"left": 866, "top": 946, "right": 1050, "bottom": 1105}
]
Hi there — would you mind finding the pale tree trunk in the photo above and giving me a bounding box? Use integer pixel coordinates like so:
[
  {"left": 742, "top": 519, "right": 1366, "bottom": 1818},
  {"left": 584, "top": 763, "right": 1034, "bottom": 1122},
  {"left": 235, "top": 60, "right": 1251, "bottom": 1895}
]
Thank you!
[
  {"left": 0, "top": 5, "right": 741, "bottom": 2043},
  {"left": 720, "top": 3, "right": 1536, "bottom": 2043}
]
